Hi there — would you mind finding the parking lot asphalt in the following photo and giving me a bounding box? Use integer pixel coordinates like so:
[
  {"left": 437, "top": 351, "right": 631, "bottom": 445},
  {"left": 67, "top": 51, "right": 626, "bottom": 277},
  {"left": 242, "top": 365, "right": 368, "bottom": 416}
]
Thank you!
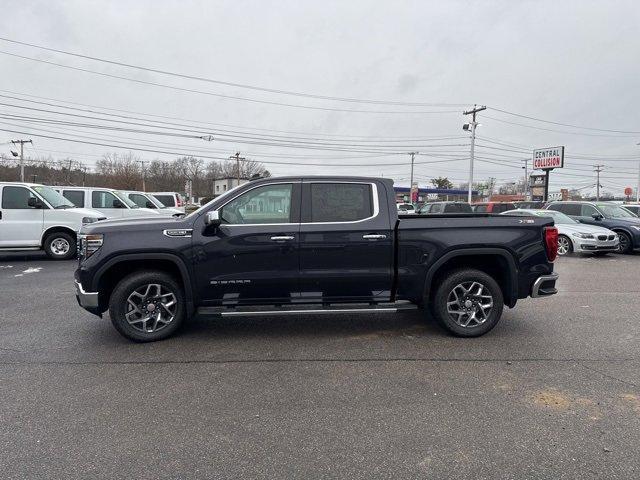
[{"left": 0, "top": 252, "right": 639, "bottom": 480}]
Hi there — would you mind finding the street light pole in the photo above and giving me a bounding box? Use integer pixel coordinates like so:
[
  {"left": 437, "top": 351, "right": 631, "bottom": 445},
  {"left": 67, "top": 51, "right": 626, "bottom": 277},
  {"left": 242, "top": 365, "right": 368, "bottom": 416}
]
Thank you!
[{"left": 636, "top": 142, "right": 640, "bottom": 203}]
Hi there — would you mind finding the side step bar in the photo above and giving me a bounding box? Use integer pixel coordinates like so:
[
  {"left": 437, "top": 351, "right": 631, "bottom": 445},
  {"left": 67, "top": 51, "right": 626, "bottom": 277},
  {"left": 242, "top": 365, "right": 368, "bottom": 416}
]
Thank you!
[{"left": 197, "top": 302, "right": 418, "bottom": 317}]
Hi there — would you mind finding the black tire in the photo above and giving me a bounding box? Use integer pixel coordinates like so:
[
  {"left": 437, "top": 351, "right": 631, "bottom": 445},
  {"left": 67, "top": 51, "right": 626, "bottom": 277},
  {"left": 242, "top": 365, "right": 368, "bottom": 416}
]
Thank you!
[
  {"left": 616, "top": 232, "right": 632, "bottom": 254},
  {"left": 43, "top": 231, "right": 77, "bottom": 260},
  {"left": 430, "top": 268, "right": 504, "bottom": 337},
  {"left": 108, "top": 270, "right": 186, "bottom": 342},
  {"left": 557, "top": 235, "right": 573, "bottom": 256}
]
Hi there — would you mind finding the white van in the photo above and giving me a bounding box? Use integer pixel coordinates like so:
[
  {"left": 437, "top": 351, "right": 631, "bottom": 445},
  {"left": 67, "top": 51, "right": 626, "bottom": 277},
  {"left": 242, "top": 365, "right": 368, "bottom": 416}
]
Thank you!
[
  {"left": 52, "top": 186, "right": 159, "bottom": 219},
  {"left": 149, "top": 191, "right": 186, "bottom": 213},
  {"left": 0, "top": 182, "right": 105, "bottom": 260},
  {"left": 120, "top": 190, "right": 183, "bottom": 216}
]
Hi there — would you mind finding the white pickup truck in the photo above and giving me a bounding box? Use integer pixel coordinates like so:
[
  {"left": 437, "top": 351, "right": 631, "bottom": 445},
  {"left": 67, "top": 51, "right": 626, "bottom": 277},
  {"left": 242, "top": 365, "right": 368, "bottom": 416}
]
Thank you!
[
  {"left": 52, "top": 186, "right": 159, "bottom": 219},
  {"left": 0, "top": 182, "right": 105, "bottom": 260}
]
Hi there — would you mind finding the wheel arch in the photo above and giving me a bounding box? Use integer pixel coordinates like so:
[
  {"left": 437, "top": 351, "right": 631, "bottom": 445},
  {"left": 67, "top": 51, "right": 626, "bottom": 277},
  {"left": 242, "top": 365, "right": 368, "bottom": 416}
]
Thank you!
[
  {"left": 423, "top": 248, "right": 518, "bottom": 308},
  {"left": 40, "top": 225, "right": 77, "bottom": 247},
  {"left": 93, "top": 253, "right": 194, "bottom": 316}
]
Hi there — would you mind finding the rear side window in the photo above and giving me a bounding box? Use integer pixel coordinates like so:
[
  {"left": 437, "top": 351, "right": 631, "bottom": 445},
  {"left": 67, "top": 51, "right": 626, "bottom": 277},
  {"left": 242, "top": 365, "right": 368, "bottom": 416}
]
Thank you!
[
  {"left": 154, "top": 195, "right": 174, "bottom": 207},
  {"left": 444, "top": 203, "right": 472, "bottom": 213},
  {"left": 63, "top": 190, "right": 85, "bottom": 207},
  {"left": 1, "top": 186, "right": 37, "bottom": 209},
  {"left": 310, "top": 183, "right": 373, "bottom": 222},
  {"left": 548, "top": 203, "right": 581, "bottom": 216},
  {"left": 92, "top": 191, "right": 119, "bottom": 208}
]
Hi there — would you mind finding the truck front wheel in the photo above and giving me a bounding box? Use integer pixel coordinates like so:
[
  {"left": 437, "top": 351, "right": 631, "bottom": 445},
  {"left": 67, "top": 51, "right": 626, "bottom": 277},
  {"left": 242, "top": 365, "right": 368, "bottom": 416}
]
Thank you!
[
  {"left": 108, "top": 271, "right": 186, "bottom": 342},
  {"left": 431, "top": 268, "right": 504, "bottom": 337}
]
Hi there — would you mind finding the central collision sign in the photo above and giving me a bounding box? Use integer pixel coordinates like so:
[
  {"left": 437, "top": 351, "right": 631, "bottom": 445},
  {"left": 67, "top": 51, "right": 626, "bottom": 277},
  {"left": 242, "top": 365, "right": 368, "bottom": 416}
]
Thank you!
[{"left": 533, "top": 146, "right": 564, "bottom": 170}]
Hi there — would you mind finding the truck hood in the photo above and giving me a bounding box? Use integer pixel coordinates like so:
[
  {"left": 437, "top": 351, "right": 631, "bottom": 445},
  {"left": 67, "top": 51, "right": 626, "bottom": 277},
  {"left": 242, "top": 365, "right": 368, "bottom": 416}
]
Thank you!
[{"left": 65, "top": 207, "right": 106, "bottom": 219}]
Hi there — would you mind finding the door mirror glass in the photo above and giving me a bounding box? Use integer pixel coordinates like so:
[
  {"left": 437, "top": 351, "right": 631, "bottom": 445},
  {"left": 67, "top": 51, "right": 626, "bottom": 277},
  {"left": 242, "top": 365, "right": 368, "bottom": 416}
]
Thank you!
[
  {"left": 205, "top": 210, "right": 221, "bottom": 226},
  {"left": 592, "top": 213, "right": 603, "bottom": 220},
  {"left": 27, "top": 197, "right": 42, "bottom": 208}
]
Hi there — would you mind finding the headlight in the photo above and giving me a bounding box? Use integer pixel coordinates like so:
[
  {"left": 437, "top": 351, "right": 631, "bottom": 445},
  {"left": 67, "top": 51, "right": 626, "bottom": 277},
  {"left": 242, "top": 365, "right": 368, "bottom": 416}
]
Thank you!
[
  {"left": 79, "top": 233, "right": 103, "bottom": 258},
  {"left": 82, "top": 216, "right": 100, "bottom": 224},
  {"left": 572, "top": 232, "right": 594, "bottom": 239}
]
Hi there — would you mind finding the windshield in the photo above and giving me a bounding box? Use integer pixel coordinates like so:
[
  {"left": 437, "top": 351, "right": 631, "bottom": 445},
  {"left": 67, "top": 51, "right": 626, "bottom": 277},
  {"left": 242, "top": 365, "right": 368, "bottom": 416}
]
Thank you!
[
  {"left": 112, "top": 191, "right": 138, "bottom": 208},
  {"left": 533, "top": 210, "right": 577, "bottom": 224},
  {"left": 596, "top": 204, "right": 636, "bottom": 218},
  {"left": 33, "top": 186, "right": 75, "bottom": 209}
]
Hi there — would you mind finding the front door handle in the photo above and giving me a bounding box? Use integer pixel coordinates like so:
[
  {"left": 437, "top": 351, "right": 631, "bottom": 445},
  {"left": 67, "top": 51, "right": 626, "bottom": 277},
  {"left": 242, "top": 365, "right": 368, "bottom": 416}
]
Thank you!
[
  {"left": 362, "top": 234, "right": 387, "bottom": 240},
  {"left": 270, "top": 235, "right": 295, "bottom": 242}
]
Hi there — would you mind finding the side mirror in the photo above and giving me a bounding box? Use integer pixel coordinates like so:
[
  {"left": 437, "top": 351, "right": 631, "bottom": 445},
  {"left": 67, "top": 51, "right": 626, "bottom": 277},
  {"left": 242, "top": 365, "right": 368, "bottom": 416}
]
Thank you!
[
  {"left": 28, "top": 197, "right": 43, "bottom": 208},
  {"left": 112, "top": 199, "right": 125, "bottom": 208},
  {"left": 592, "top": 213, "right": 603, "bottom": 220},
  {"left": 146, "top": 200, "right": 156, "bottom": 209},
  {"left": 205, "top": 210, "right": 221, "bottom": 226}
]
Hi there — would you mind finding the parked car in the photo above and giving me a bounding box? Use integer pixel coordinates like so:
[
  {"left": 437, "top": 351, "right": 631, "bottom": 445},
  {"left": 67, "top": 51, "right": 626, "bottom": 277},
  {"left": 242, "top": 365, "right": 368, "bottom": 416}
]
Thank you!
[
  {"left": 471, "top": 202, "right": 516, "bottom": 213},
  {"left": 121, "top": 190, "right": 183, "bottom": 216},
  {"left": 0, "top": 182, "right": 105, "bottom": 260},
  {"left": 396, "top": 203, "right": 416, "bottom": 214},
  {"left": 546, "top": 201, "right": 640, "bottom": 254},
  {"left": 514, "top": 201, "right": 546, "bottom": 209},
  {"left": 622, "top": 204, "right": 640, "bottom": 217},
  {"left": 149, "top": 191, "right": 186, "bottom": 213},
  {"left": 418, "top": 202, "right": 473, "bottom": 214},
  {"left": 75, "top": 176, "right": 559, "bottom": 342},
  {"left": 502, "top": 209, "right": 619, "bottom": 256},
  {"left": 52, "top": 186, "right": 159, "bottom": 219}
]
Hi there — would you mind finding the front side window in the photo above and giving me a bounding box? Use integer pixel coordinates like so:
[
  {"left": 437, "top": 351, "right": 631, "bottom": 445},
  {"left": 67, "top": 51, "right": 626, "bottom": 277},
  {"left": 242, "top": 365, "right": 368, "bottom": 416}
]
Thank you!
[
  {"left": 581, "top": 204, "right": 598, "bottom": 217},
  {"left": 129, "top": 193, "right": 153, "bottom": 208},
  {"left": 92, "top": 191, "right": 120, "bottom": 209},
  {"left": 311, "top": 183, "right": 373, "bottom": 222},
  {"left": 2, "top": 186, "right": 38, "bottom": 209},
  {"left": 220, "top": 184, "right": 292, "bottom": 224}
]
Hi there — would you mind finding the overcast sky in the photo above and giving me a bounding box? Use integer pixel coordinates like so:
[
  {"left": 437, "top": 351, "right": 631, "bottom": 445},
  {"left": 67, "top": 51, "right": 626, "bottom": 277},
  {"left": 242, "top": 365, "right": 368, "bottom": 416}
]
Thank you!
[{"left": 1, "top": 0, "right": 640, "bottom": 194}]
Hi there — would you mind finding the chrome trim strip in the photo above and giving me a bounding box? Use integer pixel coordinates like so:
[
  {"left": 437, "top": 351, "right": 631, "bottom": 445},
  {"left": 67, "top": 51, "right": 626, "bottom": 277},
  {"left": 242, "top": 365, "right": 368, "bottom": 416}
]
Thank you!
[
  {"left": 216, "top": 181, "right": 380, "bottom": 227},
  {"left": 75, "top": 280, "right": 99, "bottom": 308},
  {"left": 220, "top": 307, "right": 399, "bottom": 317},
  {"left": 531, "top": 273, "right": 559, "bottom": 298}
]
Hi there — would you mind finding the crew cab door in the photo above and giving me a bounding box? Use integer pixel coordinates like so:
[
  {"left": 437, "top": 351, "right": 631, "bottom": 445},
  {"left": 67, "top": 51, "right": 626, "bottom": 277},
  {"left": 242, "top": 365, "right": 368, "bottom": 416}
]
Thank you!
[
  {"left": 193, "top": 182, "right": 301, "bottom": 305},
  {"left": 298, "top": 181, "right": 393, "bottom": 302},
  {"left": 0, "top": 185, "right": 45, "bottom": 247}
]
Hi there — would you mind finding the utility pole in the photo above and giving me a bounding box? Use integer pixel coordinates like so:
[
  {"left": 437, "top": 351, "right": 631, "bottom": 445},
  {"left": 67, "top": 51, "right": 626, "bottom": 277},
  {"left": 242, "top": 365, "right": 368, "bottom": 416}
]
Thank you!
[
  {"left": 229, "top": 152, "right": 245, "bottom": 187},
  {"left": 521, "top": 159, "right": 529, "bottom": 198},
  {"left": 594, "top": 164, "right": 603, "bottom": 201},
  {"left": 67, "top": 159, "right": 73, "bottom": 184},
  {"left": 409, "top": 152, "right": 418, "bottom": 202},
  {"left": 82, "top": 167, "right": 88, "bottom": 187},
  {"left": 136, "top": 160, "right": 146, "bottom": 191},
  {"left": 463, "top": 105, "right": 486, "bottom": 203},
  {"left": 11, "top": 139, "right": 32, "bottom": 182},
  {"left": 636, "top": 142, "right": 640, "bottom": 203}
]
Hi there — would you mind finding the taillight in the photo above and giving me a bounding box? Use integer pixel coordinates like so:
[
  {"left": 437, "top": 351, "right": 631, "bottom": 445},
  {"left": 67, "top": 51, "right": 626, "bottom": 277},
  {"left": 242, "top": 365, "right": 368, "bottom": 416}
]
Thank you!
[
  {"left": 544, "top": 226, "right": 558, "bottom": 262},
  {"left": 176, "top": 195, "right": 183, "bottom": 207}
]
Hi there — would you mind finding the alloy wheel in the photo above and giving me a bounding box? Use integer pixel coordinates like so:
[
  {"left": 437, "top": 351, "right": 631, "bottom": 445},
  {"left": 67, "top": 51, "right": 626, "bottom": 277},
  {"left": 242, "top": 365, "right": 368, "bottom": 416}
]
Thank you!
[
  {"left": 557, "top": 236, "right": 571, "bottom": 255},
  {"left": 618, "top": 234, "right": 630, "bottom": 253},
  {"left": 125, "top": 283, "right": 177, "bottom": 333},
  {"left": 446, "top": 281, "right": 494, "bottom": 328}
]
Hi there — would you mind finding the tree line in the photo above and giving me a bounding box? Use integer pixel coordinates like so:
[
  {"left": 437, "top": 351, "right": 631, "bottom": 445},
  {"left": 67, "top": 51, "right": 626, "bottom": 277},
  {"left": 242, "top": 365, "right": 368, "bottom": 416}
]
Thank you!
[{"left": 0, "top": 152, "right": 270, "bottom": 197}]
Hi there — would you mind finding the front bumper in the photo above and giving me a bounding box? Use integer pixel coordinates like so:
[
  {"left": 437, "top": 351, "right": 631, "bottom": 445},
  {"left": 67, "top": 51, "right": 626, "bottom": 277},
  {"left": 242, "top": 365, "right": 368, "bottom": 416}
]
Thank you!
[
  {"left": 75, "top": 279, "right": 100, "bottom": 313},
  {"left": 574, "top": 236, "right": 618, "bottom": 253},
  {"left": 531, "top": 273, "right": 559, "bottom": 298}
]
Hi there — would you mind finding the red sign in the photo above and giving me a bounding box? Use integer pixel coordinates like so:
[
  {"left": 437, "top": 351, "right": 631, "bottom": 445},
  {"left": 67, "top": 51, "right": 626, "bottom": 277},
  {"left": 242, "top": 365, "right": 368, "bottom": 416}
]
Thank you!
[{"left": 625, "top": 187, "right": 633, "bottom": 196}]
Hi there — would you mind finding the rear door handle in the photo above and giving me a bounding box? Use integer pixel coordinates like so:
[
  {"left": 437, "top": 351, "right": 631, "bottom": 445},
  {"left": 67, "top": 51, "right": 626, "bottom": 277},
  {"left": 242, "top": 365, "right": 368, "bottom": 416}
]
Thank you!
[
  {"left": 270, "top": 235, "right": 295, "bottom": 242},
  {"left": 362, "top": 234, "right": 387, "bottom": 240}
]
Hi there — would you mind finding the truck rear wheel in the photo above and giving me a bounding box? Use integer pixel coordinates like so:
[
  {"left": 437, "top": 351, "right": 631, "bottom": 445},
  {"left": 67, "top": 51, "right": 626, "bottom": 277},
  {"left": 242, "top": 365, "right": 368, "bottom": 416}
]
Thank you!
[
  {"left": 108, "top": 271, "right": 186, "bottom": 342},
  {"left": 431, "top": 268, "right": 504, "bottom": 337}
]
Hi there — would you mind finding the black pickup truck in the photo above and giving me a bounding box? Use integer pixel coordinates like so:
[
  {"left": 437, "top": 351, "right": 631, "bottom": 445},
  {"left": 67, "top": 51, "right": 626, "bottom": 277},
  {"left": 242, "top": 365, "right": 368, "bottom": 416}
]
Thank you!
[{"left": 75, "top": 176, "right": 559, "bottom": 342}]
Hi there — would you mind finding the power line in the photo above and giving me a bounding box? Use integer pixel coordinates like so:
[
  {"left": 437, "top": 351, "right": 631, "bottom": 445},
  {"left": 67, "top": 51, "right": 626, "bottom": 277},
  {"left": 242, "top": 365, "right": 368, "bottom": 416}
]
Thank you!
[
  {"left": 0, "top": 50, "right": 460, "bottom": 115},
  {"left": 0, "top": 36, "right": 467, "bottom": 108}
]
